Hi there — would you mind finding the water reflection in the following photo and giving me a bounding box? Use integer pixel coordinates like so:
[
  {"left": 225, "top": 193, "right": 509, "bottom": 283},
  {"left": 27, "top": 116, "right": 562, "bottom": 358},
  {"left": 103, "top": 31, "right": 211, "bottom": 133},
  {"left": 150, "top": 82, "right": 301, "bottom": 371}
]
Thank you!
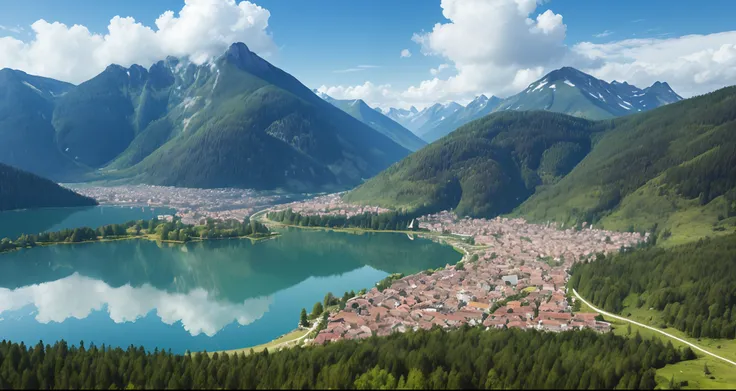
[
  {"left": 0, "top": 228, "right": 460, "bottom": 352},
  {"left": 0, "top": 273, "right": 272, "bottom": 337}
]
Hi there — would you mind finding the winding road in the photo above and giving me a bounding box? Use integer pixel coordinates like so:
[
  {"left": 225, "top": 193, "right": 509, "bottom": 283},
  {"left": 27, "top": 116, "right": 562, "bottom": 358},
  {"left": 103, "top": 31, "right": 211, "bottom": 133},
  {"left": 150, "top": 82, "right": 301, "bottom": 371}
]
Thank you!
[{"left": 572, "top": 289, "right": 736, "bottom": 367}]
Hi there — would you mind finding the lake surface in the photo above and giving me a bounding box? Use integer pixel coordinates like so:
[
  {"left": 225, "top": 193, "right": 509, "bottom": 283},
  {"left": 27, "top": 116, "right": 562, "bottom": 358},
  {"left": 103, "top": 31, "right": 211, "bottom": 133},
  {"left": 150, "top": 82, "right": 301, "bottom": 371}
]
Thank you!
[
  {"left": 0, "top": 205, "right": 176, "bottom": 239},
  {"left": 0, "top": 227, "right": 460, "bottom": 353}
]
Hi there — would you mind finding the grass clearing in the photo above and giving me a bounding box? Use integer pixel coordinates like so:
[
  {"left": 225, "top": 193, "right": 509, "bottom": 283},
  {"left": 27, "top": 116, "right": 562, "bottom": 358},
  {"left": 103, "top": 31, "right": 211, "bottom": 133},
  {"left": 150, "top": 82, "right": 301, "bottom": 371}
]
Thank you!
[
  {"left": 575, "top": 291, "right": 736, "bottom": 389},
  {"left": 215, "top": 328, "right": 309, "bottom": 356}
]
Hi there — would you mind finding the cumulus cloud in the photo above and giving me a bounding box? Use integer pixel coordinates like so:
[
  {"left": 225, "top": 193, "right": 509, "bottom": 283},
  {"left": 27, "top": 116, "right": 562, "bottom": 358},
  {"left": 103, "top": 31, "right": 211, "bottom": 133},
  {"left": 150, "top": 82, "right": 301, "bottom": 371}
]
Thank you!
[
  {"left": 573, "top": 32, "right": 736, "bottom": 97},
  {"left": 0, "top": 273, "right": 272, "bottom": 337},
  {"left": 430, "top": 63, "right": 450, "bottom": 76},
  {"left": 0, "top": 0, "right": 276, "bottom": 84},
  {"left": 320, "top": 0, "right": 736, "bottom": 109},
  {"left": 322, "top": 0, "right": 569, "bottom": 109},
  {"left": 400, "top": 49, "right": 412, "bottom": 58}
]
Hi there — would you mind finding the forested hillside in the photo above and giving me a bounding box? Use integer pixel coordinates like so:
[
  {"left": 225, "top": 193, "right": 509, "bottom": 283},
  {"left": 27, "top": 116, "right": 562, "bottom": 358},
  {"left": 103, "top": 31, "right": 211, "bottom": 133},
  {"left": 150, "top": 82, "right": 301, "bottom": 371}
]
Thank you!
[
  {"left": 517, "top": 85, "right": 736, "bottom": 244},
  {"left": 346, "top": 111, "right": 605, "bottom": 217},
  {"left": 99, "top": 43, "right": 410, "bottom": 192},
  {"left": 569, "top": 234, "right": 736, "bottom": 340},
  {"left": 0, "top": 327, "right": 690, "bottom": 389},
  {"left": 0, "top": 163, "right": 97, "bottom": 212},
  {"left": 0, "top": 69, "right": 81, "bottom": 180}
]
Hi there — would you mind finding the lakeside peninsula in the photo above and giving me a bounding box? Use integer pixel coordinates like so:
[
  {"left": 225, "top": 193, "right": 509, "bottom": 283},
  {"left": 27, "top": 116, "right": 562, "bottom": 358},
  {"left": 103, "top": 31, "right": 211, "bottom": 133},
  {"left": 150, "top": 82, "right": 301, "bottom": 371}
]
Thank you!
[{"left": 0, "top": 215, "right": 274, "bottom": 254}]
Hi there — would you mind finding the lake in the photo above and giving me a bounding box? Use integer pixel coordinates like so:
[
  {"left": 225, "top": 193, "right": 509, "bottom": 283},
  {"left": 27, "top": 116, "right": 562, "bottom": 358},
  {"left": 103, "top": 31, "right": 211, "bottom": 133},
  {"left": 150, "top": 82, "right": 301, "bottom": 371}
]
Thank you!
[
  {"left": 0, "top": 227, "right": 460, "bottom": 353},
  {"left": 0, "top": 205, "right": 177, "bottom": 240}
]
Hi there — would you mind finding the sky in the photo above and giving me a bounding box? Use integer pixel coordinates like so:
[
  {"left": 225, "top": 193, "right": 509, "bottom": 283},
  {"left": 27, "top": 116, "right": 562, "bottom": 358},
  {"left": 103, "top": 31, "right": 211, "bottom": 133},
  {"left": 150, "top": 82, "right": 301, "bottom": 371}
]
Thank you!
[{"left": 1, "top": 0, "right": 736, "bottom": 110}]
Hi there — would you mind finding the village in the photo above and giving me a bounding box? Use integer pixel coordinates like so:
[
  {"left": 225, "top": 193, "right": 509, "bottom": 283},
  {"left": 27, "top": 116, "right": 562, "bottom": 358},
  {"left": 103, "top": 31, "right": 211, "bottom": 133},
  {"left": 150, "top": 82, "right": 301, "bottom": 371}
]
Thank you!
[{"left": 271, "top": 198, "right": 646, "bottom": 344}]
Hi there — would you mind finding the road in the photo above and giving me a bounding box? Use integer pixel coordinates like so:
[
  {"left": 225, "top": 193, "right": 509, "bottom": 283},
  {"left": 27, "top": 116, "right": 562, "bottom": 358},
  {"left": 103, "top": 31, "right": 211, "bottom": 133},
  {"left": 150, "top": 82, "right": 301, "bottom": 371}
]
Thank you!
[
  {"left": 572, "top": 289, "right": 736, "bottom": 367},
  {"left": 272, "top": 317, "right": 322, "bottom": 350}
]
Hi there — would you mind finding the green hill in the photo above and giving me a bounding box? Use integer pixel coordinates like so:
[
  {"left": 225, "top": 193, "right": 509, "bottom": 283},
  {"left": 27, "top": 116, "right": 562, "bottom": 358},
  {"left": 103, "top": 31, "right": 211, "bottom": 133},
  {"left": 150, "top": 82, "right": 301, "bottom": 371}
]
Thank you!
[
  {"left": 569, "top": 233, "right": 736, "bottom": 339},
  {"left": 515, "top": 86, "right": 736, "bottom": 244},
  {"left": 0, "top": 163, "right": 97, "bottom": 212},
  {"left": 348, "top": 86, "right": 736, "bottom": 245},
  {"left": 345, "top": 111, "right": 605, "bottom": 217}
]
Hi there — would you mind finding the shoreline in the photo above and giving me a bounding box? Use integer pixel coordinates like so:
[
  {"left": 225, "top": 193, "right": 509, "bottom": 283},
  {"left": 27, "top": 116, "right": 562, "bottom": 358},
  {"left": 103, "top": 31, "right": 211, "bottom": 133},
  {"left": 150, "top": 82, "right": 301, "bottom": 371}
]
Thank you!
[
  {"left": 259, "top": 217, "right": 478, "bottom": 259},
  {"left": 213, "top": 217, "right": 471, "bottom": 354},
  {"left": 0, "top": 232, "right": 280, "bottom": 255}
]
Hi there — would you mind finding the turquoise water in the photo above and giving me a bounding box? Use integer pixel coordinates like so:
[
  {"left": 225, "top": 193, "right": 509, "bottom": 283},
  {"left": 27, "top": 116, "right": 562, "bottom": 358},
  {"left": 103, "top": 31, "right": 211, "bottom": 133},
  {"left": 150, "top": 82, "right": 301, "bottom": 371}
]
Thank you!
[
  {"left": 0, "top": 205, "right": 176, "bottom": 239},
  {"left": 0, "top": 227, "right": 459, "bottom": 353}
]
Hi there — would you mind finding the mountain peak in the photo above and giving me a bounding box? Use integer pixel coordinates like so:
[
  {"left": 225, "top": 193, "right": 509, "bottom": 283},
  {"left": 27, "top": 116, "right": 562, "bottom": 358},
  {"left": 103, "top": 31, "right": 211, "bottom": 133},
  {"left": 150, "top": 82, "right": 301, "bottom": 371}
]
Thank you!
[
  {"left": 410, "top": 106, "right": 418, "bottom": 114},
  {"left": 223, "top": 42, "right": 271, "bottom": 74}
]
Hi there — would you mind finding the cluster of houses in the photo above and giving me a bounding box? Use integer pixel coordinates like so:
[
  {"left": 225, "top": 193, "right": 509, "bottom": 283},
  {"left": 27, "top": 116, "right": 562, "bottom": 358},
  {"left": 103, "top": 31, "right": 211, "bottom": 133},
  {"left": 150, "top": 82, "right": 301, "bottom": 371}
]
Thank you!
[
  {"left": 311, "top": 208, "right": 645, "bottom": 345},
  {"left": 273, "top": 193, "right": 390, "bottom": 219}
]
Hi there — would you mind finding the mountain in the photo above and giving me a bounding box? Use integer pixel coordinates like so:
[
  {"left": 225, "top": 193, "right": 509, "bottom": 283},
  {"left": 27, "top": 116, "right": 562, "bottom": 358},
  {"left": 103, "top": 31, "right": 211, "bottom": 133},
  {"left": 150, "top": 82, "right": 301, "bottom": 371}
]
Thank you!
[
  {"left": 345, "top": 110, "right": 603, "bottom": 217},
  {"left": 493, "top": 67, "right": 683, "bottom": 120},
  {"left": 421, "top": 94, "right": 503, "bottom": 143},
  {"left": 314, "top": 91, "right": 426, "bottom": 151},
  {"left": 94, "top": 43, "right": 411, "bottom": 191},
  {"left": 0, "top": 163, "right": 97, "bottom": 212},
  {"left": 347, "top": 85, "right": 736, "bottom": 246},
  {"left": 0, "top": 69, "right": 82, "bottom": 180},
  {"left": 382, "top": 106, "right": 420, "bottom": 130},
  {"left": 515, "top": 85, "right": 736, "bottom": 245},
  {"left": 379, "top": 68, "right": 681, "bottom": 144},
  {"left": 52, "top": 61, "right": 177, "bottom": 167},
  {"left": 412, "top": 102, "right": 465, "bottom": 138}
]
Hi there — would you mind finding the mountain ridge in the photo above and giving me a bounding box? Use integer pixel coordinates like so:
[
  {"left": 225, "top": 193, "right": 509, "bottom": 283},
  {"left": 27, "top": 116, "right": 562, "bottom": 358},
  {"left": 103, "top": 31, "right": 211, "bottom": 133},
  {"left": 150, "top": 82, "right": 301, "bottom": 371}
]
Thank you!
[
  {"left": 0, "top": 42, "right": 412, "bottom": 192},
  {"left": 314, "top": 91, "right": 426, "bottom": 151}
]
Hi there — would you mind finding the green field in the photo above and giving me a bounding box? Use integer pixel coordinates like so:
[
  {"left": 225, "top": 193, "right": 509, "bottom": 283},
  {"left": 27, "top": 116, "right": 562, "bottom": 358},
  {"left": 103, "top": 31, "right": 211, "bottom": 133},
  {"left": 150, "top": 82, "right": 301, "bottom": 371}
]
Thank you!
[{"left": 577, "top": 293, "right": 736, "bottom": 389}]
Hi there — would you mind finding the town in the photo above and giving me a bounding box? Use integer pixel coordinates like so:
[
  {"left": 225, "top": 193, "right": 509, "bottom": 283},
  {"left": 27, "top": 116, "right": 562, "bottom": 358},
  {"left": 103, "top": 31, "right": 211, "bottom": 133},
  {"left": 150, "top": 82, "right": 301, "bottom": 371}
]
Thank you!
[
  {"left": 267, "top": 198, "right": 646, "bottom": 344},
  {"left": 272, "top": 192, "right": 392, "bottom": 218},
  {"left": 69, "top": 185, "right": 310, "bottom": 224}
]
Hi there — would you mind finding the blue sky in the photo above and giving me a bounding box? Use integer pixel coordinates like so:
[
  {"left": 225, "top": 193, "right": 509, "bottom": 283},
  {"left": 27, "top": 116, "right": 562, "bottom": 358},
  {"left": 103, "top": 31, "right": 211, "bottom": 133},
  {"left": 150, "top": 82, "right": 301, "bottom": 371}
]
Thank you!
[{"left": 2, "top": 0, "right": 735, "bottom": 109}]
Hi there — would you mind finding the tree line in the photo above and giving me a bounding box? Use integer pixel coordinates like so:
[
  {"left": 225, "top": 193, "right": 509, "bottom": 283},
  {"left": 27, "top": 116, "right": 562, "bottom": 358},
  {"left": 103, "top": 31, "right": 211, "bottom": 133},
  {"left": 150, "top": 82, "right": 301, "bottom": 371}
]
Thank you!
[
  {"left": 0, "top": 216, "right": 271, "bottom": 254},
  {"left": 0, "top": 326, "right": 692, "bottom": 390},
  {"left": 267, "top": 208, "right": 421, "bottom": 231},
  {"left": 569, "top": 234, "right": 736, "bottom": 339}
]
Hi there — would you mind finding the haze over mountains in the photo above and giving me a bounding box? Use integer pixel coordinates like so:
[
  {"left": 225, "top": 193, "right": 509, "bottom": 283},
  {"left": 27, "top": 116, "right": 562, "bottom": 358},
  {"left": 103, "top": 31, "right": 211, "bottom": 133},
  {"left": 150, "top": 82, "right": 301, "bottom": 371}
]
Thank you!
[
  {"left": 380, "top": 67, "right": 682, "bottom": 143},
  {"left": 314, "top": 90, "right": 426, "bottom": 151},
  {"left": 0, "top": 43, "right": 411, "bottom": 192}
]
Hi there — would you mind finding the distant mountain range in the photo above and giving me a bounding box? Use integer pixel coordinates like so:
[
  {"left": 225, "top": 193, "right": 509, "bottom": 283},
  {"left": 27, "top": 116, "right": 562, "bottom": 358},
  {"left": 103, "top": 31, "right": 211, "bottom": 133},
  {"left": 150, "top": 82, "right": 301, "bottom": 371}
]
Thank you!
[
  {"left": 314, "top": 91, "right": 426, "bottom": 151},
  {"left": 0, "top": 43, "right": 411, "bottom": 192},
  {"left": 0, "top": 162, "right": 97, "bottom": 212},
  {"left": 347, "top": 85, "right": 736, "bottom": 244},
  {"left": 379, "top": 67, "right": 682, "bottom": 143}
]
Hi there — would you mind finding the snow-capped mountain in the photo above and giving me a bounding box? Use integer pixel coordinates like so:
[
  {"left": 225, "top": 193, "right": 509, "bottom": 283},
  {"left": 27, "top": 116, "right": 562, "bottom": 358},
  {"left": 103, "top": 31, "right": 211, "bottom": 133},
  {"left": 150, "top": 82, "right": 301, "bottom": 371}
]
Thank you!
[
  {"left": 421, "top": 94, "right": 503, "bottom": 143},
  {"left": 368, "top": 67, "right": 682, "bottom": 144},
  {"left": 493, "top": 67, "right": 683, "bottom": 120}
]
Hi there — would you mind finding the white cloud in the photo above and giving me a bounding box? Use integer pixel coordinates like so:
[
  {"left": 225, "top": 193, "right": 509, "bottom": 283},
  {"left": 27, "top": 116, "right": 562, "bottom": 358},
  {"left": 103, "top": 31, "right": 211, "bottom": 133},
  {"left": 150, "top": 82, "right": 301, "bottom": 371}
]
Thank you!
[
  {"left": 400, "top": 48, "right": 411, "bottom": 58},
  {"left": 0, "top": 0, "right": 276, "bottom": 84},
  {"left": 333, "top": 64, "right": 379, "bottom": 73},
  {"left": 0, "top": 273, "right": 272, "bottom": 337},
  {"left": 430, "top": 63, "right": 450, "bottom": 76},
  {"left": 322, "top": 0, "right": 569, "bottom": 109},
  {"left": 573, "top": 32, "right": 736, "bottom": 97},
  {"left": 320, "top": 1, "right": 736, "bottom": 109},
  {"left": 0, "top": 25, "right": 23, "bottom": 34},
  {"left": 594, "top": 30, "right": 614, "bottom": 38}
]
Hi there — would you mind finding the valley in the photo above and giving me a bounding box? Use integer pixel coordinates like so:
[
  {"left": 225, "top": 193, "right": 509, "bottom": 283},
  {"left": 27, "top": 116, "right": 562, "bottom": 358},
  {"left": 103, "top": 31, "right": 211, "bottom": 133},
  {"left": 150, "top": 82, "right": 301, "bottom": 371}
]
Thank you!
[{"left": 0, "top": 0, "right": 733, "bottom": 386}]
